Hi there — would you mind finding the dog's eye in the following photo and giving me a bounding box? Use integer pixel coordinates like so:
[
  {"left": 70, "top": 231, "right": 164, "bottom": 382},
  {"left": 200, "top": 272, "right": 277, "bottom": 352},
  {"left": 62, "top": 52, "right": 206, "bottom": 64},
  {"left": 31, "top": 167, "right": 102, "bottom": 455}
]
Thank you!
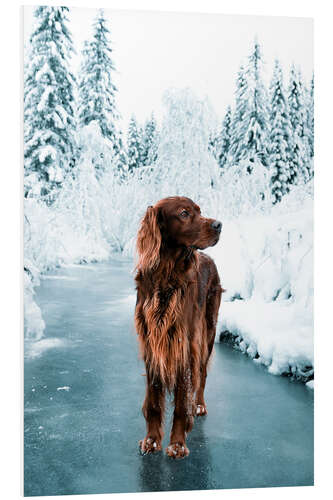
[{"left": 180, "top": 210, "right": 189, "bottom": 218}]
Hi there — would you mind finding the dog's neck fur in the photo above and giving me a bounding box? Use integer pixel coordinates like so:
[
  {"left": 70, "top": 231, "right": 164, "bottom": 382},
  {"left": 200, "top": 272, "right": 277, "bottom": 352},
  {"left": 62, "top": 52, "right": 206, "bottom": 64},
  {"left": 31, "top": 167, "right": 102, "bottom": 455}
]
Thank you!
[{"left": 143, "top": 244, "right": 198, "bottom": 290}]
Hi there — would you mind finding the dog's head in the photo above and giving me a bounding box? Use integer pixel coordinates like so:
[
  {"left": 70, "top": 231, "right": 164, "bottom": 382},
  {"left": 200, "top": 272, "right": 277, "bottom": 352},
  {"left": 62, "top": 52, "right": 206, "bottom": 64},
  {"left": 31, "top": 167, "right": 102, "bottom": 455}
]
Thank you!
[{"left": 136, "top": 196, "right": 222, "bottom": 272}]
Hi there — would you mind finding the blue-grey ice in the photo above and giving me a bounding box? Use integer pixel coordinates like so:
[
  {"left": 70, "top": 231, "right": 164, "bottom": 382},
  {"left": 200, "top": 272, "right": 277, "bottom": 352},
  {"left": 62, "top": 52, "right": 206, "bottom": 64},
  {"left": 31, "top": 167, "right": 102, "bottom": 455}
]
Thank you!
[{"left": 24, "top": 259, "right": 313, "bottom": 496}]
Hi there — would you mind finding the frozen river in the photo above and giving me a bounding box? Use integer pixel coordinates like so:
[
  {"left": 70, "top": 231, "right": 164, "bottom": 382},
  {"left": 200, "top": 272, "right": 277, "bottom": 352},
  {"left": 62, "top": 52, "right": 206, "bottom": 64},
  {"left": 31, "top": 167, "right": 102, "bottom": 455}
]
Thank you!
[{"left": 24, "top": 258, "right": 314, "bottom": 496}]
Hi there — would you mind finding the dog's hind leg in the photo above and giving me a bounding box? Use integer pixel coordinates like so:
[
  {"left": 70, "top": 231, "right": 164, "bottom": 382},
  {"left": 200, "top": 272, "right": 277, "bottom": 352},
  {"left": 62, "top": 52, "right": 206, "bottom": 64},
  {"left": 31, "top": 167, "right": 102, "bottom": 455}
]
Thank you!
[
  {"left": 195, "top": 336, "right": 214, "bottom": 416},
  {"left": 196, "top": 282, "right": 222, "bottom": 416}
]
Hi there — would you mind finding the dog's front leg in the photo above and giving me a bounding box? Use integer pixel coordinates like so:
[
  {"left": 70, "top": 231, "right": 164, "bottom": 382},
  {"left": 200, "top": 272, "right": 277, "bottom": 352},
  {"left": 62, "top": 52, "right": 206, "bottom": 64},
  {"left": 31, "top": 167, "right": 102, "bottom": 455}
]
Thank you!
[
  {"left": 139, "top": 373, "right": 165, "bottom": 454},
  {"left": 166, "top": 371, "right": 194, "bottom": 459}
]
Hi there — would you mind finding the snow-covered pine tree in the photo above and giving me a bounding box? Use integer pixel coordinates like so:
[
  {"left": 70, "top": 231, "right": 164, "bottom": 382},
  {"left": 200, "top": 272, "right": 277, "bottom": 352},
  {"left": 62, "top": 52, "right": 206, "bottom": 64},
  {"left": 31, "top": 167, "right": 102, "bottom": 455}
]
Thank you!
[
  {"left": 304, "top": 73, "right": 314, "bottom": 179},
  {"left": 78, "top": 10, "right": 117, "bottom": 135},
  {"left": 288, "top": 65, "right": 310, "bottom": 184},
  {"left": 268, "top": 60, "right": 293, "bottom": 203},
  {"left": 242, "top": 39, "right": 270, "bottom": 169},
  {"left": 298, "top": 70, "right": 312, "bottom": 169},
  {"left": 115, "top": 131, "right": 129, "bottom": 178},
  {"left": 127, "top": 115, "right": 142, "bottom": 171},
  {"left": 229, "top": 65, "right": 249, "bottom": 164},
  {"left": 77, "top": 10, "right": 126, "bottom": 173},
  {"left": 24, "top": 6, "right": 76, "bottom": 198},
  {"left": 138, "top": 124, "right": 145, "bottom": 166},
  {"left": 213, "top": 106, "right": 232, "bottom": 170},
  {"left": 141, "top": 113, "right": 159, "bottom": 166},
  {"left": 308, "top": 74, "right": 314, "bottom": 159},
  {"left": 208, "top": 132, "right": 217, "bottom": 159}
]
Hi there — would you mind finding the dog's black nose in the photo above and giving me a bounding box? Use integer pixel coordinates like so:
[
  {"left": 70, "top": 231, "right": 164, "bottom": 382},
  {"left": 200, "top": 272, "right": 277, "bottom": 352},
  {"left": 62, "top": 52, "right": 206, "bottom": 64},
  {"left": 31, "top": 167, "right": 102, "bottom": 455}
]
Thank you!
[{"left": 211, "top": 220, "right": 222, "bottom": 233}]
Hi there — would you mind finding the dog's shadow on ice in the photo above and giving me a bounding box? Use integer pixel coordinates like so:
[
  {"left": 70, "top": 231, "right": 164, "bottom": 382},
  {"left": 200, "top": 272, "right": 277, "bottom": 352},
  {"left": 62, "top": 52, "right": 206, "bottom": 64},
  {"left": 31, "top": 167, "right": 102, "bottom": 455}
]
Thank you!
[{"left": 138, "top": 417, "right": 213, "bottom": 492}]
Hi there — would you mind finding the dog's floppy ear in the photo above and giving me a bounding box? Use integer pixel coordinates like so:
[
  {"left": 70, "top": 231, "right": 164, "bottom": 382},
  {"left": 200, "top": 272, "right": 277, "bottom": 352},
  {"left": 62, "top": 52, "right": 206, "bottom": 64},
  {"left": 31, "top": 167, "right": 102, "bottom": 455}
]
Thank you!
[{"left": 136, "top": 205, "right": 161, "bottom": 272}]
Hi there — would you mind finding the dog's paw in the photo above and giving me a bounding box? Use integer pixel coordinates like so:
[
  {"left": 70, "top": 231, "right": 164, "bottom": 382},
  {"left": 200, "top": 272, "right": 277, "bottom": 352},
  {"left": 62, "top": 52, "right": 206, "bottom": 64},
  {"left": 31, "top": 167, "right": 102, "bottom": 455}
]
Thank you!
[
  {"left": 196, "top": 404, "right": 208, "bottom": 416},
  {"left": 166, "top": 442, "right": 189, "bottom": 459},
  {"left": 139, "top": 437, "right": 162, "bottom": 455}
]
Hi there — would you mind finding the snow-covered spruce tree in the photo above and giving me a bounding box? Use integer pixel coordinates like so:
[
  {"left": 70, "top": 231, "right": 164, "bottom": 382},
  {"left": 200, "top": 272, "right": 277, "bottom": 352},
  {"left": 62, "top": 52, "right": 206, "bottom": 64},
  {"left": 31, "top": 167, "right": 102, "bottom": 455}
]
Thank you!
[
  {"left": 127, "top": 115, "right": 142, "bottom": 171},
  {"left": 242, "top": 39, "right": 270, "bottom": 169},
  {"left": 303, "top": 73, "right": 314, "bottom": 182},
  {"left": 298, "top": 70, "right": 312, "bottom": 164},
  {"left": 24, "top": 6, "right": 76, "bottom": 198},
  {"left": 229, "top": 65, "right": 249, "bottom": 164},
  {"left": 231, "top": 40, "right": 269, "bottom": 171},
  {"left": 268, "top": 60, "right": 293, "bottom": 204},
  {"left": 208, "top": 121, "right": 220, "bottom": 165},
  {"left": 77, "top": 10, "right": 126, "bottom": 174},
  {"left": 116, "top": 131, "right": 129, "bottom": 178},
  {"left": 288, "top": 65, "right": 311, "bottom": 184},
  {"left": 138, "top": 124, "right": 146, "bottom": 166},
  {"left": 212, "top": 106, "right": 232, "bottom": 170},
  {"left": 307, "top": 74, "right": 314, "bottom": 159},
  {"left": 141, "top": 113, "right": 159, "bottom": 166}
]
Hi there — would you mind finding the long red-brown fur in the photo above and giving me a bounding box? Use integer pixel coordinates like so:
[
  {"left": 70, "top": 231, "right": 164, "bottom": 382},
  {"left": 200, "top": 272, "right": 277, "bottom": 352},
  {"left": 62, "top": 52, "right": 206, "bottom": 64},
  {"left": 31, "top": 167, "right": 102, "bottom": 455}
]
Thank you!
[{"left": 135, "top": 197, "right": 223, "bottom": 458}]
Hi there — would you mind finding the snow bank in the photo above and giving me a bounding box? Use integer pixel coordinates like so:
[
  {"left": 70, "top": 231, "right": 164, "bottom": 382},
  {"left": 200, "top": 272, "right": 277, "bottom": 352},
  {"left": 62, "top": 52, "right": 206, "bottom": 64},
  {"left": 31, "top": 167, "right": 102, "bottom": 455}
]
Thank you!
[
  {"left": 25, "top": 337, "right": 67, "bottom": 359},
  {"left": 24, "top": 265, "right": 45, "bottom": 341},
  {"left": 208, "top": 194, "right": 313, "bottom": 304},
  {"left": 207, "top": 185, "right": 313, "bottom": 381},
  {"left": 306, "top": 380, "right": 314, "bottom": 390},
  {"left": 218, "top": 300, "right": 313, "bottom": 380}
]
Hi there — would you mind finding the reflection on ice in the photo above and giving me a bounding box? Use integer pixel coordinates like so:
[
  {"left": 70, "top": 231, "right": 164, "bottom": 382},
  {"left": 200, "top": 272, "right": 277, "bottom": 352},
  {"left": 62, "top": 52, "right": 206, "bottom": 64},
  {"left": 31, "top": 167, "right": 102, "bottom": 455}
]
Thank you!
[{"left": 101, "top": 294, "right": 136, "bottom": 312}]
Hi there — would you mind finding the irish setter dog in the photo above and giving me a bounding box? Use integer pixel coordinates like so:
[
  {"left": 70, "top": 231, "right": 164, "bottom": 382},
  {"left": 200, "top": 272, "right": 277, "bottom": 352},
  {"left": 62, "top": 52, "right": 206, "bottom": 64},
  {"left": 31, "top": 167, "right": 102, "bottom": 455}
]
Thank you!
[{"left": 135, "top": 196, "right": 222, "bottom": 459}]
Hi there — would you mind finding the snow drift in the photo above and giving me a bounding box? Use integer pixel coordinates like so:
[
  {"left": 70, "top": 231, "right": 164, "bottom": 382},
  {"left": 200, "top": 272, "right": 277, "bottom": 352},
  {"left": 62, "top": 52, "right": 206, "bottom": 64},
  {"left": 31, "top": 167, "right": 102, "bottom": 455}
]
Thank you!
[{"left": 207, "top": 184, "right": 313, "bottom": 381}]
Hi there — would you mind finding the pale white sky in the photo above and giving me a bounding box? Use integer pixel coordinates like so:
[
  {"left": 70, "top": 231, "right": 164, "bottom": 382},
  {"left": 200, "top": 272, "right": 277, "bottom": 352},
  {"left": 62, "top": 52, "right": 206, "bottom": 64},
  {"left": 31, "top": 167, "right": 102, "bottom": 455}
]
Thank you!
[{"left": 24, "top": 6, "right": 313, "bottom": 128}]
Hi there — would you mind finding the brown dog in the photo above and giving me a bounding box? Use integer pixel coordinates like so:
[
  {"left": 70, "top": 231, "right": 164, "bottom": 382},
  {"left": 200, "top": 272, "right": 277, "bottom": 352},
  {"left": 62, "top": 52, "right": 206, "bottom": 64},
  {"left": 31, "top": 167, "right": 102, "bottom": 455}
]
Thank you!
[{"left": 134, "top": 196, "right": 222, "bottom": 458}]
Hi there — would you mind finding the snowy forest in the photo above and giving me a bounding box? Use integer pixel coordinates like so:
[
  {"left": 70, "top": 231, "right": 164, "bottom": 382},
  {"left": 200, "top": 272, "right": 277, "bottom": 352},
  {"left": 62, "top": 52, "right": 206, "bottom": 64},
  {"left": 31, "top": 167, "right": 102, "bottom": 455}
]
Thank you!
[{"left": 24, "top": 7, "right": 314, "bottom": 384}]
